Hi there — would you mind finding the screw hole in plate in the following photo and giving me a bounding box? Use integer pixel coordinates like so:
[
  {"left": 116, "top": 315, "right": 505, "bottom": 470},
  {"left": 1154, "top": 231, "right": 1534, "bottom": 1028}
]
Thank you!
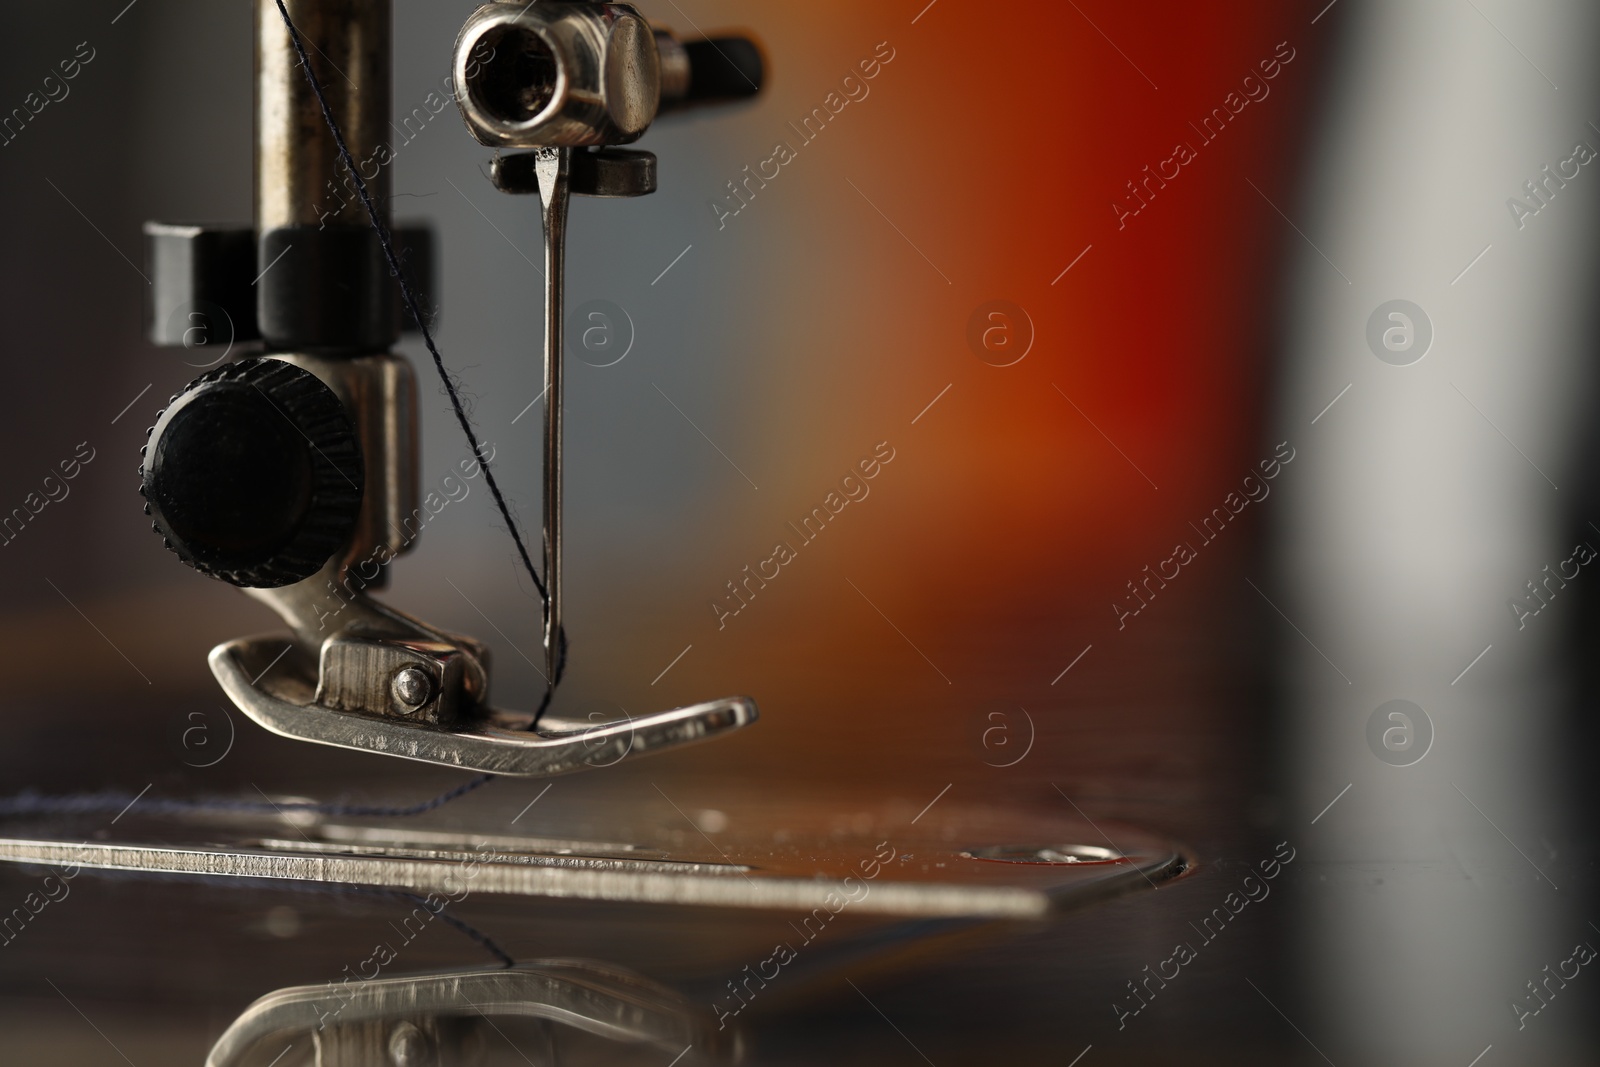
[{"left": 961, "top": 844, "right": 1125, "bottom": 865}]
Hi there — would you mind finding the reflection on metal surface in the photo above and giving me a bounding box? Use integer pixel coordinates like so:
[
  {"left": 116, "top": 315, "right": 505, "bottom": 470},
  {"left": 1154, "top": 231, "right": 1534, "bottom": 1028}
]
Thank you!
[{"left": 207, "top": 961, "right": 732, "bottom": 1067}]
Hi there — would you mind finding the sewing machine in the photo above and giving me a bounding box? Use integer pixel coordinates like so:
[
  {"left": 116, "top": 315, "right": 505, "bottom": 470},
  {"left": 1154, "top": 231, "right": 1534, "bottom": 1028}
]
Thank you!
[{"left": 0, "top": 4, "right": 1187, "bottom": 1063}]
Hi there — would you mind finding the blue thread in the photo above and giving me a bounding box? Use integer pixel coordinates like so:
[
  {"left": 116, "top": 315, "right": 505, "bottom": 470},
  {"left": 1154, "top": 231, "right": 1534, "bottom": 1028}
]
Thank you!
[{"left": 388, "top": 890, "right": 516, "bottom": 968}]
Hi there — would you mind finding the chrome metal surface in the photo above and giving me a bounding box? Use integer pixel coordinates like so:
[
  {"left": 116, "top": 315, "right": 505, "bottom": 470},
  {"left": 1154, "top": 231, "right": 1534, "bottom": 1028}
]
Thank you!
[
  {"left": 0, "top": 836, "right": 1036, "bottom": 914},
  {"left": 0, "top": 808, "right": 1185, "bottom": 916},
  {"left": 211, "top": 634, "right": 756, "bottom": 776},
  {"left": 535, "top": 147, "right": 571, "bottom": 684},
  {"left": 452, "top": 2, "right": 660, "bottom": 149},
  {"left": 320, "top": 636, "right": 465, "bottom": 726},
  {"left": 242, "top": 562, "right": 491, "bottom": 700},
  {"left": 207, "top": 962, "right": 721, "bottom": 1067},
  {"left": 654, "top": 30, "right": 691, "bottom": 102},
  {"left": 258, "top": 0, "right": 391, "bottom": 231},
  {"left": 391, "top": 666, "right": 432, "bottom": 709},
  {"left": 224, "top": 514, "right": 758, "bottom": 773}
]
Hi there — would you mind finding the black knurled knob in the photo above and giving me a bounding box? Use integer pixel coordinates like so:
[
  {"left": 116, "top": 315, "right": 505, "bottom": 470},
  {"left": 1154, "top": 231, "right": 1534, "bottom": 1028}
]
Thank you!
[{"left": 139, "top": 357, "right": 364, "bottom": 588}]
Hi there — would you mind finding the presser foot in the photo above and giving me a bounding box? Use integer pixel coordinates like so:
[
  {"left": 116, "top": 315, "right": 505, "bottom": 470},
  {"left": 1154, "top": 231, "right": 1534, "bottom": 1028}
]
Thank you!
[{"left": 210, "top": 634, "right": 757, "bottom": 777}]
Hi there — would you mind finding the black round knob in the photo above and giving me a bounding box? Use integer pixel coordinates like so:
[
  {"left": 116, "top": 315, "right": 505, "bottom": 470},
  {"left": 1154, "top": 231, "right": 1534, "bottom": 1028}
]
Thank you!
[{"left": 139, "top": 357, "right": 364, "bottom": 588}]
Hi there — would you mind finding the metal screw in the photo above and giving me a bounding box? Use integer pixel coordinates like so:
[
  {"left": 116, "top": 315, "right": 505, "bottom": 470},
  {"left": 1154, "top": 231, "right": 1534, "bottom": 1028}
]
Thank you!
[
  {"left": 387, "top": 1021, "right": 432, "bottom": 1066},
  {"left": 391, "top": 667, "right": 432, "bottom": 710}
]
